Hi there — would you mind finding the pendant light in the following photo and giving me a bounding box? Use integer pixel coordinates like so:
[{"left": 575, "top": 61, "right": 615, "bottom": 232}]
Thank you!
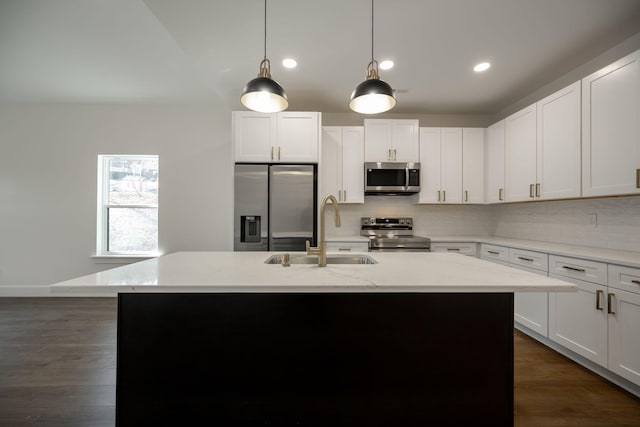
[
  {"left": 240, "top": 0, "right": 288, "bottom": 113},
  {"left": 349, "top": 0, "right": 396, "bottom": 114}
]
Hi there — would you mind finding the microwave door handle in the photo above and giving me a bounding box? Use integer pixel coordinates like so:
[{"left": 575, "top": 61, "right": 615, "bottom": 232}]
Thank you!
[{"left": 405, "top": 168, "right": 409, "bottom": 188}]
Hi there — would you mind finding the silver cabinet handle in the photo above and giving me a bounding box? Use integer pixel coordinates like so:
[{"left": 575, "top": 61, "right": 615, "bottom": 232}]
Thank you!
[
  {"left": 562, "top": 265, "right": 586, "bottom": 273},
  {"left": 344, "top": 189, "right": 347, "bottom": 201},
  {"left": 338, "top": 190, "right": 342, "bottom": 201},
  {"left": 499, "top": 188, "right": 504, "bottom": 201},
  {"left": 464, "top": 191, "right": 468, "bottom": 202},
  {"left": 529, "top": 184, "right": 534, "bottom": 198},
  {"left": 271, "top": 146, "right": 274, "bottom": 160},
  {"left": 338, "top": 247, "right": 352, "bottom": 251},
  {"left": 388, "top": 149, "right": 391, "bottom": 160},
  {"left": 536, "top": 183, "right": 540, "bottom": 198},
  {"left": 278, "top": 146, "right": 281, "bottom": 160},
  {"left": 447, "top": 248, "right": 460, "bottom": 251},
  {"left": 517, "top": 256, "right": 534, "bottom": 262},
  {"left": 443, "top": 190, "right": 446, "bottom": 202},
  {"left": 393, "top": 149, "right": 397, "bottom": 161},
  {"left": 631, "top": 279, "right": 640, "bottom": 285},
  {"left": 596, "top": 290, "right": 604, "bottom": 311},
  {"left": 487, "top": 250, "right": 500, "bottom": 255},
  {"left": 437, "top": 190, "right": 441, "bottom": 202},
  {"left": 608, "top": 293, "right": 616, "bottom": 315}
]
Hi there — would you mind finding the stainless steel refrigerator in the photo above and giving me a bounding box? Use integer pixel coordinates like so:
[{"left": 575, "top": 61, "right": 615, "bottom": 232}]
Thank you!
[{"left": 234, "top": 164, "right": 317, "bottom": 251}]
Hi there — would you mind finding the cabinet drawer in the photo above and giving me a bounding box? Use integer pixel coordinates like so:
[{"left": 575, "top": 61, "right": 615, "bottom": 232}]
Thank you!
[
  {"left": 509, "top": 248, "right": 548, "bottom": 272},
  {"left": 430, "top": 242, "right": 477, "bottom": 257},
  {"left": 548, "top": 255, "right": 607, "bottom": 285},
  {"left": 608, "top": 264, "right": 640, "bottom": 295},
  {"left": 480, "top": 244, "right": 509, "bottom": 263},
  {"left": 326, "top": 241, "right": 369, "bottom": 253}
]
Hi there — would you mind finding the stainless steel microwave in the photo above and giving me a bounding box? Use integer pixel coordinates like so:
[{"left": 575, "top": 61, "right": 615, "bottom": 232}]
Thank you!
[{"left": 364, "top": 162, "right": 421, "bottom": 195}]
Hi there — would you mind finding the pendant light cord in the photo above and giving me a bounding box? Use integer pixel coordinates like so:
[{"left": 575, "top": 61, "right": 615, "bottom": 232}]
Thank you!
[
  {"left": 264, "top": 0, "right": 267, "bottom": 60},
  {"left": 371, "top": 0, "right": 374, "bottom": 62}
]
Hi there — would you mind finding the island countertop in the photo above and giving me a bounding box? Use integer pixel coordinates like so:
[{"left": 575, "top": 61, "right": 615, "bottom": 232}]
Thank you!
[{"left": 50, "top": 251, "right": 576, "bottom": 294}]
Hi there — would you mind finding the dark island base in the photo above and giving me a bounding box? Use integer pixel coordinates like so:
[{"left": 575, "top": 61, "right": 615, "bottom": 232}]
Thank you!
[{"left": 117, "top": 292, "right": 514, "bottom": 426}]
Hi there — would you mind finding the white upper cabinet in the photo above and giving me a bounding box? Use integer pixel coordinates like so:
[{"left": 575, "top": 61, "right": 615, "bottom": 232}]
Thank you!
[
  {"left": 582, "top": 49, "right": 640, "bottom": 197},
  {"left": 440, "top": 128, "right": 463, "bottom": 204},
  {"left": 364, "top": 119, "right": 419, "bottom": 162},
  {"left": 341, "top": 127, "right": 365, "bottom": 203},
  {"left": 321, "top": 126, "right": 364, "bottom": 204},
  {"left": 462, "top": 128, "right": 485, "bottom": 204},
  {"left": 536, "top": 81, "right": 581, "bottom": 200},
  {"left": 277, "top": 112, "right": 320, "bottom": 163},
  {"left": 420, "top": 127, "right": 481, "bottom": 204},
  {"left": 503, "top": 81, "right": 581, "bottom": 202},
  {"left": 233, "top": 111, "right": 277, "bottom": 162},
  {"left": 418, "top": 127, "right": 442, "bottom": 203},
  {"left": 505, "top": 104, "right": 537, "bottom": 202},
  {"left": 233, "top": 111, "right": 319, "bottom": 163},
  {"left": 485, "top": 120, "right": 505, "bottom": 203}
]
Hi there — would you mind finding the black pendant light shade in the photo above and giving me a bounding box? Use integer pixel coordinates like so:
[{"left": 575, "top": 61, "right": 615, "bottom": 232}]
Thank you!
[
  {"left": 349, "top": 0, "right": 396, "bottom": 114},
  {"left": 240, "top": 0, "right": 288, "bottom": 113},
  {"left": 349, "top": 60, "right": 396, "bottom": 114},
  {"left": 241, "top": 59, "right": 288, "bottom": 113}
]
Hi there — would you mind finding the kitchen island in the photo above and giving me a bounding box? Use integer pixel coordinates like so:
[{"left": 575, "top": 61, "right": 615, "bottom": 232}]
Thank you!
[{"left": 51, "top": 251, "right": 575, "bottom": 427}]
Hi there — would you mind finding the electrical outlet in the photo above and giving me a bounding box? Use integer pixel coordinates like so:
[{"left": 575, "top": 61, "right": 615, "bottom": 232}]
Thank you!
[{"left": 588, "top": 213, "right": 598, "bottom": 227}]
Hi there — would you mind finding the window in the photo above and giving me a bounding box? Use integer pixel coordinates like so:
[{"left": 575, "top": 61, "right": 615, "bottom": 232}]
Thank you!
[{"left": 97, "top": 155, "right": 159, "bottom": 255}]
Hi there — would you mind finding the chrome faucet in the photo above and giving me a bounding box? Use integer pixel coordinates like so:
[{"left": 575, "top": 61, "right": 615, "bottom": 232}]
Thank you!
[{"left": 306, "top": 194, "right": 341, "bottom": 267}]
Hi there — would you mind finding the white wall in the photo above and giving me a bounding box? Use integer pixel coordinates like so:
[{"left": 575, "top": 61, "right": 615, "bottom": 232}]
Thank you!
[{"left": 0, "top": 103, "right": 233, "bottom": 290}]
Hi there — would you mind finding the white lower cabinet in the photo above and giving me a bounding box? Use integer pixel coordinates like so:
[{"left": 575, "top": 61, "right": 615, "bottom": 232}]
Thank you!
[
  {"left": 548, "top": 255, "right": 609, "bottom": 367},
  {"left": 608, "top": 265, "right": 640, "bottom": 386},
  {"left": 479, "top": 244, "right": 549, "bottom": 336},
  {"left": 478, "top": 243, "right": 640, "bottom": 390},
  {"left": 479, "top": 244, "right": 509, "bottom": 264},
  {"left": 549, "top": 273, "right": 609, "bottom": 367},
  {"left": 511, "top": 264, "right": 549, "bottom": 337},
  {"left": 325, "top": 241, "right": 369, "bottom": 253},
  {"left": 509, "top": 249, "right": 549, "bottom": 337},
  {"left": 430, "top": 242, "right": 477, "bottom": 257}
]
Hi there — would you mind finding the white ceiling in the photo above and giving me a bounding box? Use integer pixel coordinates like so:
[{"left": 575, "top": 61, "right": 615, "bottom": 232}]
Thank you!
[{"left": 1, "top": 0, "right": 640, "bottom": 114}]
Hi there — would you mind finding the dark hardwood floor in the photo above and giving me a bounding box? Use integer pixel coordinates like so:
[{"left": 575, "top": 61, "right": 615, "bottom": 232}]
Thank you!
[{"left": 0, "top": 298, "right": 638, "bottom": 426}]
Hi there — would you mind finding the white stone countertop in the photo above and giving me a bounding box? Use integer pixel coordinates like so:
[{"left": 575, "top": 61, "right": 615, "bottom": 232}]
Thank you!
[
  {"left": 428, "top": 236, "right": 640, "bottom": 268},
  {"left": 50, "top": 251, "right": 575, "bottom": 295}
]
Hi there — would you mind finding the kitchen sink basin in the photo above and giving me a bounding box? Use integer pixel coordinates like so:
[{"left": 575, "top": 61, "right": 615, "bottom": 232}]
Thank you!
[{"left": 264, "top": 254, "right": 378, "bottom": 265}]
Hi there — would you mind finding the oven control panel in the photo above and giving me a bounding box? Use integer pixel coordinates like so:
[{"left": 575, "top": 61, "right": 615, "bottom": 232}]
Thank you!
[{"left": 361, "top": 217, "right": 413, "bottom": 228}]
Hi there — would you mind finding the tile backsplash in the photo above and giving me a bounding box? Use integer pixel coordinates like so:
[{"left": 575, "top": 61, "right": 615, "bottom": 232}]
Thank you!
[
  {"left": 324, "top": 195, "right": 495, "bottom": 238},
  {"left": 492, "top": 196, "right": 640, "bottom": 252},
  {"left": 325, "top": 195, "right": 640, "bottom": 253}
]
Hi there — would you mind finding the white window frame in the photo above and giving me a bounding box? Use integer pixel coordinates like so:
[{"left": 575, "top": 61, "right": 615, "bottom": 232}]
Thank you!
[{"left": 97, "top": 154, "right": 159, "bottom": 256}]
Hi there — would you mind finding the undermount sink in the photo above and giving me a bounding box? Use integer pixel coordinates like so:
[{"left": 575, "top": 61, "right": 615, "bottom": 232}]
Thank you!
[{"left": 264, "top": 254, "right": 378, "bottom": 265}]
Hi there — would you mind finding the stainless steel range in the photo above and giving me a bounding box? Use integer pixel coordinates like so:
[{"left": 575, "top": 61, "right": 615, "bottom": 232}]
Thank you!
[{"left": 361, "top": 217, "right": 431, "bottom": 252}]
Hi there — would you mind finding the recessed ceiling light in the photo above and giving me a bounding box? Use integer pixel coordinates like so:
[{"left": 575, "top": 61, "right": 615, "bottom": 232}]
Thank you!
[
  {"left": 474, "top": 62, "right": 491, "bottom": 72},
  {"left": 379, "top": 60, "right": 394, "bottom": 70},
  {"left": 282, "top": 58, "right": 297, "bottom": 68}
]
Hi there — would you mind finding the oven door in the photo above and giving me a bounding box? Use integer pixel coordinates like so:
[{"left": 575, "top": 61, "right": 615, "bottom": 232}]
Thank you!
[{"left": 364, "top": 162, "right": 420, "bottom": 194}]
